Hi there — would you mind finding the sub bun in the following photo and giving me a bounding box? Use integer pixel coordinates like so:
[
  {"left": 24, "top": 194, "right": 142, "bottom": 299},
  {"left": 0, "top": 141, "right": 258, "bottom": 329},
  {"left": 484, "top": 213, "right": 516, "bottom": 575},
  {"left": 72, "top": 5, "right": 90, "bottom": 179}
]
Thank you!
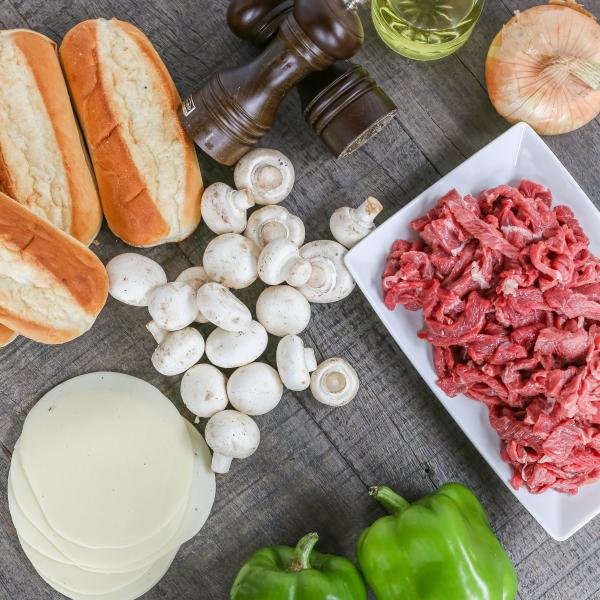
[
  {"left": 0, "top": 29, "right": 102, "bottom": 245},
  {"left": 0, "top": 192, "right": 108, "bottom": 344},
  {"left": 60, "top": 19, "right": 203, "bottom": 248},
  {"left": 0, "top": 324, "right": 16, "bottom": 347}
]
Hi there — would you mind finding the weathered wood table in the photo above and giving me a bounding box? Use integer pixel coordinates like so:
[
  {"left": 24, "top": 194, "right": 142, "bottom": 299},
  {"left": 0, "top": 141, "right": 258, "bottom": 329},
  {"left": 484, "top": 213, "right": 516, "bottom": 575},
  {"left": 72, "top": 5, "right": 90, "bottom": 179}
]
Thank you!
[{"left": 2, "top": 1, "right": 600, "bottom": 598}]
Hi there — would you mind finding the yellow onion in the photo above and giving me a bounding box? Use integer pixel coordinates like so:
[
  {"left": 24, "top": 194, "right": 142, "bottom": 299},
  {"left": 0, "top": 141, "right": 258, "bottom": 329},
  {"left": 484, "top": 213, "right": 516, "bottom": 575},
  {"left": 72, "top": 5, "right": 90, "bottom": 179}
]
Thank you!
[{"left": 486, "top": 1, "right": 600, "bottom": 135}]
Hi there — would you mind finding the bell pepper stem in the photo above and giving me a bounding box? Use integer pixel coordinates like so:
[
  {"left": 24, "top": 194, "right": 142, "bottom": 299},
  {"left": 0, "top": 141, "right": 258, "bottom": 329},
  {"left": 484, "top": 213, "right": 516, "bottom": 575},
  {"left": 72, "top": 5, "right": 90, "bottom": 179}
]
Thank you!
[
  {"left": 370, "top": 486, "right": 410, "bottom": 514},
  {"left": 289, "top": 532, "right": 319, "bottom": 572}
]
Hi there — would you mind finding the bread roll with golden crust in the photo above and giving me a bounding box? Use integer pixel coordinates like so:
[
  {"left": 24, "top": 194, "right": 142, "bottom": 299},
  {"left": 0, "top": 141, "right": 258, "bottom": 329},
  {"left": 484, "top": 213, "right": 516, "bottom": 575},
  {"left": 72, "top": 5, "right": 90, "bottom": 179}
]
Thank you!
[
  {"left": 0, "top": 29, "right": 102, "bottom": 245},
  {"left": 60, "top": 19, "right": 203, "bottom": 248},
  {"left": 0, "top": 192, "right": 108, "bottom": 344},
  {"left": 0, "top": 324, "right": 16, "bottom": 347}
]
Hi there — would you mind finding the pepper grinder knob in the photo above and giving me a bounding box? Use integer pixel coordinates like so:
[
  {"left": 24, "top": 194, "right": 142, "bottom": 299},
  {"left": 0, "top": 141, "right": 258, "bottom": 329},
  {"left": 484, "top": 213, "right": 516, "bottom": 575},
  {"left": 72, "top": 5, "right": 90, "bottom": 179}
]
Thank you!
[
  {"left": 226, "top": 0, "right": 397, "bottom": 158},
  {"left": 180, "top": 0, "right": 364, "bottom": 165}
]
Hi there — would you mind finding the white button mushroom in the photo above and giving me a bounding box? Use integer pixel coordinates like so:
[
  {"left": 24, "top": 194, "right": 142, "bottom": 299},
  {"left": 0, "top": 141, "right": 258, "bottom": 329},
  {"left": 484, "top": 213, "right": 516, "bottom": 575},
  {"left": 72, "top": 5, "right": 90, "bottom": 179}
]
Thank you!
[
  {"left": 148, "top": 326, "right": 205, "bottom": 377},
  {"left": 203, "top": 233, "right": 259, "bottom": 290},
  {"left": 201, "top": 182, "right": 255, "bottom": 234},
  {"left": 181, "top": 364, "right": 229, "bottom": 422},
  {"left": 244, "top": 205, "right": 305, "bottom": 249},
  {"left": 147, "top": 282, "right": 198, "bottom": 331},
  {"left": 205, "top": 410, "right": 260, "bottom": 474},
  {"left": 330, "top": 197, "right": 383, "bottom": 249},
  {"left": 205, "top": 321, "right": 268, "bottom": 368},
  {"left": 276, "top": 335, "right": 317, "bottom": 391},
  {"left": 257, "top": 239, "right": 312, "bottom": 287},
  {"left": 227, "top": 363, "right": 283, "bottom": 416},
  {"left": 196, "top": 282, "right": 252, "bottom": 333},
  {"left": 255, "top": 286, "right": 311, "bottom": 337},
  {"left": 310, "top": 358, "right": 359, "bottom": 407},
  {"left": 297, "top": 241, "right": 355, "bottom": 303},
  {"left": 106, "top": 253, "right": 167, "bottom": 307},
  {"left": 234, "top": 148, "right": 295, "bottom": 205},
  {"left": 176, "top": 266, "right": 210, "bottom": 323}
]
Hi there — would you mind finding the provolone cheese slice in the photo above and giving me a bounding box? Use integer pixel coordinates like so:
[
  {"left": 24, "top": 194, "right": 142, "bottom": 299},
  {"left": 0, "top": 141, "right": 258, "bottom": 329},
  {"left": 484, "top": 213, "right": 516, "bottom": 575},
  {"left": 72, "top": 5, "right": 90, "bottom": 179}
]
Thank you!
[
  {"left": 18, "top": 372, "right": 193, "bottom": 548},
  {"left": 10, "top": 447, "right": 187, "bottom": 572},
  {"left": 10, "top": 421, "right": 216, "bottom": 576},
  {"left": 22, "top": 538, "right": 178, "bottom": 600},
  {"left": 19, "top": 538, "right": 152, "bottom": 595}
]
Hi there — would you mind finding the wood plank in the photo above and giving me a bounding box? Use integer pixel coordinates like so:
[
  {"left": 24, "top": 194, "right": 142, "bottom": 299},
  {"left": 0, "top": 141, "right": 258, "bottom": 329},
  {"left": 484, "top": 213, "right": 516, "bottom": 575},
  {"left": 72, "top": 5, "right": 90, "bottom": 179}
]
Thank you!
[{"left": 1, "top": 0, "right": 600, "bottom": 598}]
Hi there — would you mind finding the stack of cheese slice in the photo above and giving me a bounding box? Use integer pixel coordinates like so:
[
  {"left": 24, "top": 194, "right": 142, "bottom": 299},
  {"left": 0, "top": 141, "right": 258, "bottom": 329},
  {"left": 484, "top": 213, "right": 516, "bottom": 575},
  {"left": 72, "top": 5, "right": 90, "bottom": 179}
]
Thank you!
[{"left": 8, "top": 372, "right": 216, "bottom": 600}]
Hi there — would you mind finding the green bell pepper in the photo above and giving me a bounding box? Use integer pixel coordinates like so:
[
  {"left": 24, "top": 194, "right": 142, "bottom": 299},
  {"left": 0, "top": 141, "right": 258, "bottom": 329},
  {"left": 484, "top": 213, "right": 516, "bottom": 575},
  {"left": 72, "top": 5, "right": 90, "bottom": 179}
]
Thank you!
[
  {"left": 357, "top": 483, "right": 518, "bottom": 600},
  {"left": 230, "top": 532, "right": 367, "bottom": 600}
]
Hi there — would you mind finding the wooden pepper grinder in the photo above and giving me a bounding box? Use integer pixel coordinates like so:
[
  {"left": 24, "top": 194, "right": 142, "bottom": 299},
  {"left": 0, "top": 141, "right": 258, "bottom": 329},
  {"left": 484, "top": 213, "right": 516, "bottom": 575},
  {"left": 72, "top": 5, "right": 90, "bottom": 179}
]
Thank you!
[
  {"left": 227, "top": 0, "right": 397, "bottom": 158},
  {"left": 179, "top": 0, "right": 366, "bottom": 165}
]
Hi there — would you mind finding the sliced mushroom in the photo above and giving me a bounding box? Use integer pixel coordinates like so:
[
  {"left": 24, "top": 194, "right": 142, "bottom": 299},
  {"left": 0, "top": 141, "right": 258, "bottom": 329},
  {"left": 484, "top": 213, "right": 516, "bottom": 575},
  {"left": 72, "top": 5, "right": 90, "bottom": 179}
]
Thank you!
[
  {"left": 205, "top": 320, "right": 268, "bottom": 368},
  {"left": 148, "top": 282, "right": 198, "bottom": 331},
  {"left": 180, "top": 364, "right": 228, "bottom": 422},
  {"left": 106, "top": 253, "right": 167, "bottom": 307},
  {"left": 276, "top": 335, "right": 317, "bottom": 391},
  {"left": 257, "top": 239, "right": 312, "bottom": 287},
  {"left": 176, "top": 266, "right": 210, "bottom": 323},
  {"left": 310, "top": 358, "right": 359, "bottom": 407},
  {"left": 298, "top": 241, "right": 355, "bottom": 303},
  {"left": 201, "top": 182, "right": 255, "bottom": 234},
  {"left": 203, "top": 233, "right": 259, "bottom": 289},
  {"left": 148, "top": 326, "right": 205, "bottom": 376},
  {"left": 205, "top": 410, "right": 260, "bottom": 474},
  {"left": 244, "top": 205, "right": 305, "bottom": 249},
  {"left": 255, "top": 286, "right": 311, "bottom": 337},
  {"left": 330, "top": 197, "right": 383, "bottom": 249},
  {"left": 197, "top": 282, "right": 252, "bottom": 333},
  {"left": 227, "top": 362, "right": 283, "bottom": 416},
  {"left": 234, "top": 148, "right": 295, "bottom": 205}
]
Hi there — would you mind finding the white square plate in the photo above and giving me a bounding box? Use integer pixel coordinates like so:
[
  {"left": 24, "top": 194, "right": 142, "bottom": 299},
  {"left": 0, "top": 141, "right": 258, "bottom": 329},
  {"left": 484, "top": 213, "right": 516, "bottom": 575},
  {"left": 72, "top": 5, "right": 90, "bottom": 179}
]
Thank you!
[{"left": 345, "top": 123, "right": 600, "bottom": 541}]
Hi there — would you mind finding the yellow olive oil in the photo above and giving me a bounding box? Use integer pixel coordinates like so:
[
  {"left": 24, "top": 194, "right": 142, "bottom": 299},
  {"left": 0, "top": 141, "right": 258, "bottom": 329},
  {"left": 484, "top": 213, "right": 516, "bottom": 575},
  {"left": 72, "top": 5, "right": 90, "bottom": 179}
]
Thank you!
[{"left": 372, "top": 0, "right": 485, "bottom": 61}]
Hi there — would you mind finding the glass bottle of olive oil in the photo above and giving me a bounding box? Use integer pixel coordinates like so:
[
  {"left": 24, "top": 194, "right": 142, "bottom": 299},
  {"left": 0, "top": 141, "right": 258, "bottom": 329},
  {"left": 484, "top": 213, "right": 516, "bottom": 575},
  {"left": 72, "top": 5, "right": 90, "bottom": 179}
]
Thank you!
[{"left": 372, "top": 0, "right": 485, "bottom": 61}]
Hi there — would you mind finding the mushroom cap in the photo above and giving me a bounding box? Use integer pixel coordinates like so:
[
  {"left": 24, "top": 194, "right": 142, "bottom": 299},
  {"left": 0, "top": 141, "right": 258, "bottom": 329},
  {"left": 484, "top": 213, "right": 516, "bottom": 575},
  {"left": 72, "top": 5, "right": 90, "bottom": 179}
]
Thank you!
[
  {"left": 330, "top": 197, "right": 383, "bottom": 249},
  {"left": 244, "top": 205, "right": 305, "bottom": 249},
  {"left": 256, "top": 286, "right": 311, "bottom": 337},
  {"left": 197, "top": 282, "right": 252, "bottom": 333},
  {"left": 227, "top": 362, "right": 283, "bottom": 416},
  {"left": 181, "top": 364, "right": 228, "bottom": 420},
  {"left": 151, "top": 328, "right": 205, "bottom": 376},
  {"left": 298, "top": 240, "right": 355, "bottom": 303},
  {"left": 276, "top": 335, "right": 317, "bottom": 392},
  {"left": 176, "top": 266, "right": 210, "bottom": 323},
  {"left": 257, "top": 239, "right": 312, "bottom": 287},
  {"left": 176, "top": 266, "right": 208, "bottom": 290},
  {"left": 148, "top": 282, "right": 199, "bottom": 331},
  {"left": 203, "top": 233, "right": 259, "bottom": 289},
  {"left": 310, "top": 358, "right": 359, "bottom": 407},
  {"left": 234, "top": 148, "right": 295, "bottom": 205},
  {"left": 201, "top": 183, "right": 254, "bottom": 235},
  {"left": 205, "top": 410, "right": 260, "bottom": 459},
  {"left": 205, "top": 321, "right": 268, "bottom": 368},
  {"left": 106, "top": 253, "right": 167, "bottom": 307}
]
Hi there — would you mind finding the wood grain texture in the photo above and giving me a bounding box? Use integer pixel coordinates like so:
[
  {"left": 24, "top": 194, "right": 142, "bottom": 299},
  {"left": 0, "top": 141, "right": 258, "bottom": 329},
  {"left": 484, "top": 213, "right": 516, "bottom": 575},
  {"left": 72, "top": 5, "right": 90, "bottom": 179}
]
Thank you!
[{"left": 2, "top": 0, "right": 600, "bottom": 598}]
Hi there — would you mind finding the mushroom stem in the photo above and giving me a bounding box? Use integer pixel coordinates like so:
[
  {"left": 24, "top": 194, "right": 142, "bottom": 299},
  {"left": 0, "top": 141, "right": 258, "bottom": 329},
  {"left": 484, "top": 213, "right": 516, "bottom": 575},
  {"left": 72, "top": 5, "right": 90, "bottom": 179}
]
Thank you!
[
  {"left": 211, "top": 453, "right": 233, "bottom": 474},
  {"left": 261, "top": 220, "right": 288, "bottom": 244},
  {"left": 304, "top": 348, "right": 317, "bottom": 372},
  {"left": 146, "top": 321, "right": 167, "bottom": 344},
  {"left": 232, "top": 189, "right": 254, "bottom": 211},
  {"left": 255, "top": 164, "right": 284, "bottom": 189},
  {"left": 307, "top": 261, "right": 332, "bottom": 290},
  {"left": 354, "top": 197, "right": 384, "bottom": 223}
]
